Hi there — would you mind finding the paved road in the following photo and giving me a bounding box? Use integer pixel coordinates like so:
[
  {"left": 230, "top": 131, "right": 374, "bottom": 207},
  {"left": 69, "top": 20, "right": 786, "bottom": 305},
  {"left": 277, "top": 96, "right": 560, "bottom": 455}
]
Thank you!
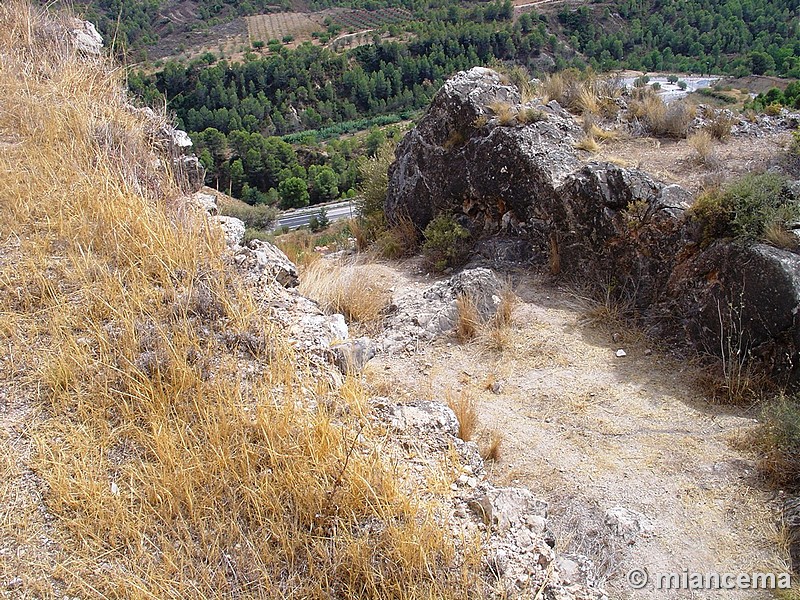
[{"left": 275, "top": 199, "right": 356, "bottom": 230}]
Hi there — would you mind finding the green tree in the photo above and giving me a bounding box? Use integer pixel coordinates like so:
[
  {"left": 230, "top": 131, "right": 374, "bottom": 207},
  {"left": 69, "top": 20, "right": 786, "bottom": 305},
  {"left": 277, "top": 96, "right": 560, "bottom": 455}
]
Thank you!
[
  {"left": 364, "top": 127, "right": 387, "bottom": 157},
  {"left": 313, "top": 167, "right": 339, "bottom": 203},
  {"left": 278, "top": 177, "right": 310, "bottom": 209},
  {"left": 230, "top": 158, "right": 245, "bottom": 197},
  {"left": 750, "top": 51, "right": 775, "bottom": 75}
]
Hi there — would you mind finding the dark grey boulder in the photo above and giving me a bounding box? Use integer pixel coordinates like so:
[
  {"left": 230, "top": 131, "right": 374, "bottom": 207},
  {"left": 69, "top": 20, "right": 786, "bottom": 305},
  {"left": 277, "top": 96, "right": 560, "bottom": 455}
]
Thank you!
[{"left": 385, "top": 66, "right": 800, "bottom": 386}]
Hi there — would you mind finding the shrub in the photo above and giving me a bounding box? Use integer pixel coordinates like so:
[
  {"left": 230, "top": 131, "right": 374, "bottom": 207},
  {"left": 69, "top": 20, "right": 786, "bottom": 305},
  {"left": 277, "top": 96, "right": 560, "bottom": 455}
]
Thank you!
[
  {"left": 221, "top": 202, "right": 278, "bottom": 231},
  {"left": 630, "top": 95, "right": 695, "bottom": 138},
  {"left": 422, "top": 214, "right": 472, "bottom": 272},
  {"left": 757, "top": 395, "right": 800, "bottom": 486},
  {"left": 689, "top": 173, "right": 798, "bottom": 243},
  {"left": 309, "top": 207, "right": 330, "bottom": 232},
  {"left": 706, "top": 110, "right": 735, "bottom": 140},
  {"left": 354, "top": 143, "right": 394, "bottom": 247},
  {"left": 518, "top": 107, "right": 548, "bottom": 125},
  {"left": 374, "top": 214, "right": 419, "bottom": 258}
]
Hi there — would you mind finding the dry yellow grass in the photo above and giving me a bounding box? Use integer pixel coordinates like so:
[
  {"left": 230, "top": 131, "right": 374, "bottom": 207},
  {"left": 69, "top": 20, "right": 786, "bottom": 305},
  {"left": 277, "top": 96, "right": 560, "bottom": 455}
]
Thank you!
[
  {"left": 481, "top": 430, "right": 503, "bottom": 462},
  {"left": 481, "top": 285, "right": 518, "bottom": 351},
  {"left": 274, "top": 227, "right": 321, "bottom": 266},
  {"left": 446, "top": 388, "right": 478, "bottom": 442},
  {"left": 765, "top": 221, "right": 799, "bottom": 251},
  {"left": 375, "top": 214, "right": 420, "bottom": 258},
  {"left": 688, "top": 130, "right": 717, "bottom": 167},
  {"left": 575, "top": 136, "right": 601, "bottom": 153},
  {"left": 299, "top": 259, "right": 392, "bottom": 329},
  {"left": 455, "top": 293, "right": 481, "bottom": 342},
  {"left": 0, "top": 3, "right": 477, "bottom": 597},
  {"left": 487, "top": 99, "right": 517, "bottom": 125}
]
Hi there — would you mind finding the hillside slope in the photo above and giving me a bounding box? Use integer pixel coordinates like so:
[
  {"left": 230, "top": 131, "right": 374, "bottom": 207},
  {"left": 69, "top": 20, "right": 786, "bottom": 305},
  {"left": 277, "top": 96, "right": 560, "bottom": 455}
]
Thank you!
[{"left": 0, "top": 3, "right": 473, "bottom": 598}]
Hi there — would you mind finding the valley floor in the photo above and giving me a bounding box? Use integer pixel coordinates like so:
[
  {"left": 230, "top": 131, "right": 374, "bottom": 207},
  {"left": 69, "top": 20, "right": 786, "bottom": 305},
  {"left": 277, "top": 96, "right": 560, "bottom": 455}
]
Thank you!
[{"left": 364, "top": 261, "right": 788, "bottom": 599}]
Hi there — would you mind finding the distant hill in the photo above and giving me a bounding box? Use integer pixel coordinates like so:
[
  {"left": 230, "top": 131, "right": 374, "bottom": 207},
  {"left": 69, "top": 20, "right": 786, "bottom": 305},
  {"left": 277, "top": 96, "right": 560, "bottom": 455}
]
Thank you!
[{"left": 549, "top": 0, "right": 800, "bottom": 76}]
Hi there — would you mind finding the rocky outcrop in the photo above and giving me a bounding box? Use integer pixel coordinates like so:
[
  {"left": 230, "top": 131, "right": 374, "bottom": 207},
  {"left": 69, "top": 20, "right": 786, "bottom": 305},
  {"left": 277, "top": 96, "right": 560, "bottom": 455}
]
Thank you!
[
  {"left": 212, "top": 215, "right": 246, "bottom": 247},
  {"left": 662, "top": 241, "right": 800, "bottom": 381},
  {"left": 371, "top": 397, "right": 606, "bottom": 599},
  {"left": 67, "top": 18, "right": 103, "bottom": 55},
  {"left": 381, "top": 267, "right": 504, "bottom": 352},
  {"left": 386, "top": 67, "right": 800, "bottom": 385},
  {"left": 386, "top": 67, "right": 581, "bottom": 234},
  {"left": 235, "top": 239, "right": 300, "bottom": 288}
]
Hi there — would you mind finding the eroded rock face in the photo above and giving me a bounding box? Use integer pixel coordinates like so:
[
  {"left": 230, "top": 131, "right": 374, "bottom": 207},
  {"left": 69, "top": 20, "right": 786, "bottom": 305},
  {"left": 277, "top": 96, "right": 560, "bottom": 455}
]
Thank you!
[{"left": 386, "top": 67, "right": 800, "bottom": 386}]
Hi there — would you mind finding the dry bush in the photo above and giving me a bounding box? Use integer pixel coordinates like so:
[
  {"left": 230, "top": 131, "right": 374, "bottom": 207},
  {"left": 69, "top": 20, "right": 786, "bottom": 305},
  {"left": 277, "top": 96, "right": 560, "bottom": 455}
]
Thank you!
[
  {"left": 456, "top": 293, "right": 481, "bottom": 342},
  {"left": 540, "top": 72, "right": 566, "bottom": 105},
  {"left": 492, "top": 285, "right": 518, "bottom": 329},
  {"left": 583, "top": 119, "right": 619, "bottom": 142},
  {"left": 446, "top": 388, "right": 478, "bottom": 442},
  {"left": 706, "top": 110, "right": 734, "bottom": 140},
  {"left": 299, "top": 259, "right": 392, "bottom": 328},
  {"left": 0, "top": 3, "right": 477, "bottom": 597},
  {"left": 595, "top": 127, "right": 620, "bottom": 141},
  {"left": 541, "top": 70, "right": 622, "bottom": 117},
  {"left": 575, "top": 84, "right": 600, "bottom": 115},
  {"left": 502, "top": 64, "right": 537, "bottom": 102},
  {"left": 481, "top": 430, "right": 503, "bottom": 462},
  {"left": 375, "top": 214, "right": 420, "bottom": 258},
  {"left": 630, "top": 95, "right": 695, "bottom": 138},
  {"left": 443, "top": 128, "right": 467, "bottom": 150},
  {"left": 688, "top": 130, "right": 718, "bottom": 167},
  {"left": 481, "top": 285, "right": 518, "bottom": 352}
]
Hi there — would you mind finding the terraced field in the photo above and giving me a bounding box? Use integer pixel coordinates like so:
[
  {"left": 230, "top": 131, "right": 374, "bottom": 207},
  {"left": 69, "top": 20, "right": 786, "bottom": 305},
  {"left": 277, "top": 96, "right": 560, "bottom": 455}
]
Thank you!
[
  {"left": 246, "top": 8, "right": 412, "bottom": 47},
  {"left": 328, "top": 7, "right": 411, "bottom": 31},
  {"left": 246, "top": 11, "right": 325, "bottom": 43}
]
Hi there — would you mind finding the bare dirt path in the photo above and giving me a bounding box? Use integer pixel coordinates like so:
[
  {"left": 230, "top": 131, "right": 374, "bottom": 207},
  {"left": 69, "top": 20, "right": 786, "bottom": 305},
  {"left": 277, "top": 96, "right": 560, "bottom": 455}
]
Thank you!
[{"left": 365, "top": 266, "right": 788, "bottom": 599}]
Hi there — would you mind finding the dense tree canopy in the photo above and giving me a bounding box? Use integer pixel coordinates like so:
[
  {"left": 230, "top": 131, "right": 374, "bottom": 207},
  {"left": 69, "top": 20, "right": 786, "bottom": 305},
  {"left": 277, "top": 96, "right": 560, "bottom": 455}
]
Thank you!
[{"left": 556, "top": 0, "right": 800, "bottom": 76}]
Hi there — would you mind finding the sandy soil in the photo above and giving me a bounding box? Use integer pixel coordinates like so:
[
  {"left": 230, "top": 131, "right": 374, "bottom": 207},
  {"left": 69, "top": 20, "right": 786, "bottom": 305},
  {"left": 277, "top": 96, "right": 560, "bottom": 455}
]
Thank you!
[
  {"left": 592, "top": 130, "right": 793, "bottom": 195},
  {"left": 365, "top": 265, "right": 789, "bottom": 599}
]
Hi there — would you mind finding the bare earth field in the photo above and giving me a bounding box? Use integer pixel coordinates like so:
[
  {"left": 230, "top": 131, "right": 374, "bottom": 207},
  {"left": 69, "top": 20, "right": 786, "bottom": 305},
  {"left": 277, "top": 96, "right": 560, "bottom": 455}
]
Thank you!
[
  {"left": 592, "top": 130, "right": 792, "bottom": 195},
  {"left": 362, "top": 264, "right": 789, "bottom": 599}
]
